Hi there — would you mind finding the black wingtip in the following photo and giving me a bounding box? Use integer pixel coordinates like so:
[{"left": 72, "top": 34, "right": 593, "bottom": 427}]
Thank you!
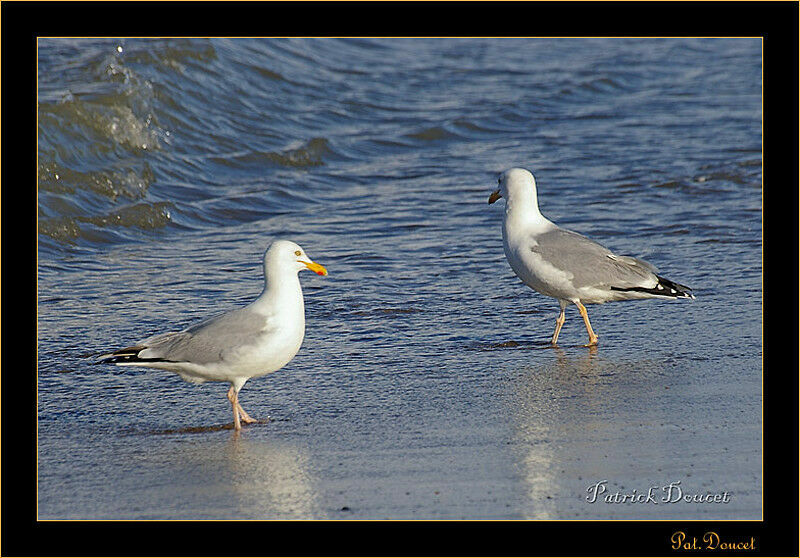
[
  {"left": 655, "top": 275, "right": 694, "bottom": 299},
  {"left": 95, "top": 345, "right": 173, "bottom": 365},
  {"left": 95, "top": 345, "right": 143, "bottom": 362},
  {"left": 96, "top": 354, "right": 173, "bottom": 365},
  {"left": 611, "top": 275, "right": 694, "bottom": 299}
]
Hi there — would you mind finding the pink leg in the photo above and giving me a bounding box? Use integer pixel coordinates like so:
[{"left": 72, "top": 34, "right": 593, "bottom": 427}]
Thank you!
[
  {"left": 227, "top": 385, "right": 241, "bottom": 430},
  {"left": 551, "top": 308, "right": 566, "bottom": 345},
  {"left": 236, "top": 403, "right": 257, "bottom": 424},
  {"left": 227, "top": 385, "right": 257, "bottom": 428}
]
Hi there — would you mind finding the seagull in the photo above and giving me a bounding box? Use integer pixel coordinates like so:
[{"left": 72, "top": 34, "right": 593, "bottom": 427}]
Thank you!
[
  {"left": 97, "top": 240, "right": 328, "bottom": 430},
  {"left": 488, "top": 167, "right": 693, "bottom": 347}
]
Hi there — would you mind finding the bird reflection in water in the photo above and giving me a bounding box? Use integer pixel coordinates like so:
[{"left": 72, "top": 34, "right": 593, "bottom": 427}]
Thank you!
[
  {"left": 138, "top": 425, "right": 323, "bottom": 519},
  {"left": 503, "top": 349, "right": 626, "bottom": 519},
  {"left": 223, "top": 435, "right": 322, "bottom": 519}
]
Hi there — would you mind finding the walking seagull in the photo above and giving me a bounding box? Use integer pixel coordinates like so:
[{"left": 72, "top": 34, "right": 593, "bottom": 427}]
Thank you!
[
  {"left": 98, "top": 240, "right": 328, "bottom": 429},
  {"left": 488, "top": 167, "right": 693, "bottom": 347}
]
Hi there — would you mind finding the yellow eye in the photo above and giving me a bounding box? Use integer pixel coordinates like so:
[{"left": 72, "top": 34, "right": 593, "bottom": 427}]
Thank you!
[{"left": 295, "top": 250, "right": 302, "bottom": 256}]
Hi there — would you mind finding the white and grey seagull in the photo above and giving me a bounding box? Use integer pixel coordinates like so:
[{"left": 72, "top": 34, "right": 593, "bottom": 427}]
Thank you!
[
  {"left": 98, "top": 240, "right": 328, "bottom": 430},
  {"left": 488, "top": 167, "right": 693, "bottom": 347}
]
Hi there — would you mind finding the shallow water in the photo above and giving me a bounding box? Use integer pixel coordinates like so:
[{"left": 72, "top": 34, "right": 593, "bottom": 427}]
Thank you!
[{"left": 37, "top": 38, "right": 762, "bottom": 520}]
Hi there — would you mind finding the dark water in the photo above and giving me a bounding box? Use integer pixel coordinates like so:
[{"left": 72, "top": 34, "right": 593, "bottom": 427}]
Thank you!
[{"left": 37, "top": 38, "right": 761, "bottom": 520}]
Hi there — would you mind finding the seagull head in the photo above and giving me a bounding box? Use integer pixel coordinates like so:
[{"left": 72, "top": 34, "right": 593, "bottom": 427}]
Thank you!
[
  {"left": 266, "top": 240, "right": 328, "bottom": 276},
  {"left": 488, "top": 167, "right": 537, "bottom": 206}
]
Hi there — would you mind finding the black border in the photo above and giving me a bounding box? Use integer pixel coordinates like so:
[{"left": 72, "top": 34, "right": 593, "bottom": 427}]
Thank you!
[{"left": 7, "top": 1, "right": 797, "bottom": 556}]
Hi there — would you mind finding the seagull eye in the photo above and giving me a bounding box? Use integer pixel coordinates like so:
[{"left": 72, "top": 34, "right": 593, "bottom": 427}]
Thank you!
[{"left": 294, "top": 250, "right": 302, "bottom": 256}]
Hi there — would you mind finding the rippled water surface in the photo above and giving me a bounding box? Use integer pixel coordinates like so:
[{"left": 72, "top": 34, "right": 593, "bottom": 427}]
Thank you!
[{"left": 37, "top": 38, "right": 762, "bottom": 520}]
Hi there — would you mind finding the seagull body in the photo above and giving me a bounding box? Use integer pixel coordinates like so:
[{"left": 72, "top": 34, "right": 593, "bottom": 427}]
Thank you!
[
  {"left": 98, "top": 240, "right": 328, "bottom": 429},
  {"left": 489, "top": 168, "right": 693, "bottom": 346}
]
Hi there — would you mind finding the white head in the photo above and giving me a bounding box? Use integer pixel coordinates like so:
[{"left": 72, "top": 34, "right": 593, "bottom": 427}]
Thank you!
[
  {"left": 264, "top": 239, "right": 328, "bottom": 277},
  {"left": 488, "top": 168, "right": 539, "bottom": 209}
]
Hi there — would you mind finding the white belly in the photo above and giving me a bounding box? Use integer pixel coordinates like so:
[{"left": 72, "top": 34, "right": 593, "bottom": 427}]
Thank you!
[{"left": 505, "top": 240, "right": 578, "bottom": 302}]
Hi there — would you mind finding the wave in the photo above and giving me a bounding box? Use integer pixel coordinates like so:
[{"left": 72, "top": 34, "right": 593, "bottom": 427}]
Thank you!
[{"left": 39, "top": 202, "right": 173, "bottom": 243}]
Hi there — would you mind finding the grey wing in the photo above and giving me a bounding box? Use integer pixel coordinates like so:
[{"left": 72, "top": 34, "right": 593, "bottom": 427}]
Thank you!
[
  {"left": 531, "top": 228, "right": 657, "bottom": 289},
  {"left": 606, "top": 254, "right": 659, "bottom": 274},
  {"left": 138, "top": 307, "right": 274, "bottom": 364}
]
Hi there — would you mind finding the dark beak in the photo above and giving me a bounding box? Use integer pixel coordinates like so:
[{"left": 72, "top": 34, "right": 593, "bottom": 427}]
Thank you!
[{"left": 488, "top": 189, "right": 502, "bottom": 204}]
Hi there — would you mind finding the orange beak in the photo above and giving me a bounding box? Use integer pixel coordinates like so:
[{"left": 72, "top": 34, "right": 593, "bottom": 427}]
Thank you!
[
  {"left": 488, "top": 189, "right": 502, "bottom": 204},
  {"left": 301, "top": 260, "right": 328, "bottom": 276}
]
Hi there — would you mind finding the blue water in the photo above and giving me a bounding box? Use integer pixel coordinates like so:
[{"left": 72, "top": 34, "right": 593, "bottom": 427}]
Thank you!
[{"left": 37, "top": 38, "right": 762, "bottom": 520}]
